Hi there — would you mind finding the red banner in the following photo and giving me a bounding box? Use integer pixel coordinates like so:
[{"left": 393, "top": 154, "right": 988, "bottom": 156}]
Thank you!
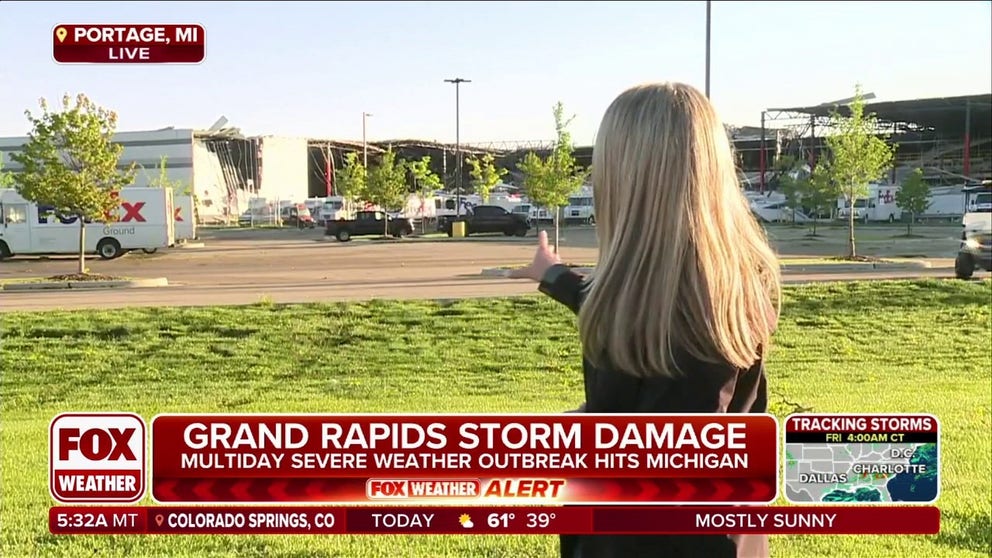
[
  {"left": 150, "top": 414, "right": 779, "bottom": 504},
  {"left": 52, "top": 24, "right": 205, "bottom": 64},
  {"left": 49, "top": 505, "right": 940, "bottom": 535}
]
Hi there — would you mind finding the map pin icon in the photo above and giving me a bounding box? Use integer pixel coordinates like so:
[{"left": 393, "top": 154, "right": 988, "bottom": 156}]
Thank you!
[
  {"left": 55, "top": 27, "right": 67, "bottom": 43},
  {"left": 154, "top": 514, "right": 164, "bottom": 527}
]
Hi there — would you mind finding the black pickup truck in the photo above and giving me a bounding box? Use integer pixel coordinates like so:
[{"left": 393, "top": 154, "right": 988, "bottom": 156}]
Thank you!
[
  {"left": 439, "top": 205, "right": 531, "bottom": 237},
  {"left": 325, "top": 211, "right": 414, "bottom": 242}
]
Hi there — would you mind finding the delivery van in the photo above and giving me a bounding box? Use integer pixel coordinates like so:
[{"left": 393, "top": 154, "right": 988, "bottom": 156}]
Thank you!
[
  {"left": 172, "top": 192, "right": 198, "bottom": 241},
  {"left": 0, "top": 187, "right": 175, "bottom": 260}
]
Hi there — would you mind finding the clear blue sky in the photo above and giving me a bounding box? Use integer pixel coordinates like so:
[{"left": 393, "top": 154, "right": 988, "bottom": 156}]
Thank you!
[{"left": 1, "top": 1, "right": 989, "bottom": 145}]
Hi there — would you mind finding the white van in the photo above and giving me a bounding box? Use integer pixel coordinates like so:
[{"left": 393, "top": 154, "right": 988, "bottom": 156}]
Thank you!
[
  {"left": 962, "top": 183, "right": 992, "bottom": 231},
  {"left": 172, "top": 192, "right": 197, "bottom": 241},
  {"left": 0, "top": 187, "right": 175, "bottom": 260},
  {"left": 564, "top": 194, "right": 595, "bottom": 224},
  {"left": 837, "top": 183, "right": 902, "bottom": 223}
]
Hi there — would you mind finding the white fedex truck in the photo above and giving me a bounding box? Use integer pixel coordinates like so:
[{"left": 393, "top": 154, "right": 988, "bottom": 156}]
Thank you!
[
  {"left": 0, "top": 187, "right": 175, "bottom": 260},
  {"left": 837, "top": 183, "right": 902, "bottom": 223},
  {"left": 172, "top": 192, "right": 197, "bottom": 241}
]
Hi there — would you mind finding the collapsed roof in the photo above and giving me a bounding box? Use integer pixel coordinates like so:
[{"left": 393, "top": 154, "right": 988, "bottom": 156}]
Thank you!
[{"left": 768, "top": 93, "right": 992, "bottom": 138}]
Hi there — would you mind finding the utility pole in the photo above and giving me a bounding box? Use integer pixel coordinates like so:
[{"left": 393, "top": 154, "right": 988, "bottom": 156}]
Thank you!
[
  {"left": 444, "top": 78, "right": 471, "bottom": 217},
  {"left": 332, "top": 142, "right": 334, "bottom": 196},
  {"left": 362, "top": 112, "right": 373, "bottom": 168},
  {"left": 705, "top": 0, "right": 711, "bottom": 98}
]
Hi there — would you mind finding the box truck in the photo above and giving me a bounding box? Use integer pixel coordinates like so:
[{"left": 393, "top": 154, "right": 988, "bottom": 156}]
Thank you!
[
  {"left": 0, "top": 187, "right": 175, "bottom": 260},
  {"left": 172, "top": 192, "right": 197, "bottom": 241},
  {"left": 837, "top": 183, "right": 902, "bottom": 223}
]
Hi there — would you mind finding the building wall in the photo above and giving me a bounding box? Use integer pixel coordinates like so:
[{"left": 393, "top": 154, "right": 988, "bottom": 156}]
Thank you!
[
  {"left": 257, "top": 136, "right": 308, "bottom": 204},
  {"left": 1, "top": 128, "right": 195, "bottom": 176},
  {"left": 191, "top": 140, "right": 238, "bottom": 222},
  {"left": 0, "top": 128, "right": 268, "bottom": 223}
]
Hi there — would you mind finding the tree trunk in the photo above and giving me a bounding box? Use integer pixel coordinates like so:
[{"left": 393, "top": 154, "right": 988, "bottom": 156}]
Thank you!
[
  {"left": 847, "top": 204, "right": 857, "bottom": 258},
  {"left": 384, "top": 213, "right": 389, "bottom": 238},
  {"left": 554, "top": 206, "right": 560, "bottom": 254},
  {"left": 77, "top": 217, "right": 86, "bottom": 275}
]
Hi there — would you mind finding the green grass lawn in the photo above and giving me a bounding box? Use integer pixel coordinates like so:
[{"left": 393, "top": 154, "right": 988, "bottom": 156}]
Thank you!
[{"left": 2, "top": 280, "right": 990, "bottom": 558}]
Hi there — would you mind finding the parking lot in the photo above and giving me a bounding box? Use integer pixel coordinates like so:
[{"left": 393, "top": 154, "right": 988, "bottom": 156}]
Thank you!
[{"left": 0, "top": 223, "right": 975, "bottom": 311}]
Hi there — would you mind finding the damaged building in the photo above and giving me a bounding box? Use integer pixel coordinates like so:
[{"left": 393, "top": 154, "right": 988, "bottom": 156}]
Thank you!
[{"left": 0, "top": 122, "right": 311, "bottom": 224}]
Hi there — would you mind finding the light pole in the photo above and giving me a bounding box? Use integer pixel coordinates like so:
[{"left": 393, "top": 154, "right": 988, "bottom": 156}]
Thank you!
[
  {"left": 444, "top": 77, "right": 471, "bottom": 217},
  {"left": 705, "top": 0, "right": 711, "bottom": 98},
  {"left": 362, "top": 112, "right": 373, "bottom": 168}
]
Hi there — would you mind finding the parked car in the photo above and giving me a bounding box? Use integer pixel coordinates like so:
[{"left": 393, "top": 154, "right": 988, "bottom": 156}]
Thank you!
[
  {"left": 282, "top": 204, "right": 315, "bottom": 228},
  {"left": 238, "top": 204, "right": 314, "bottom": 228},
  {"left": 439, "top": 204, "right": 530, "bottom": 237},
  {"left": 325, "top": 210, "right": 414, "bottom": 242}
]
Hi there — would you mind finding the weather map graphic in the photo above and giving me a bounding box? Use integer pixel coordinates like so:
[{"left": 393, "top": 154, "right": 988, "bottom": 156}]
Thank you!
[{"left": 783, "top": 414, "right": 940, "bottom": 504}]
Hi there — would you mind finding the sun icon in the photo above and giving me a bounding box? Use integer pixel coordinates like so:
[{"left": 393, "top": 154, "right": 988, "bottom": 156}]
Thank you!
[{"left": 458, "top": 514, "right": 474, "bottom": 529}]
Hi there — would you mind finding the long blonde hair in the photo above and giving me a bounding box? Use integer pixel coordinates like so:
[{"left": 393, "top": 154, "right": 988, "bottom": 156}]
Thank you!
[{"left": 578, "top": 83, "right": 781, "bottom": 378}]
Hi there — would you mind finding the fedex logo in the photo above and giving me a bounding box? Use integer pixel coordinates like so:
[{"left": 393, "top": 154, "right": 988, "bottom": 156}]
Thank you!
[
  {"left": 367, "top": 479, "right": 409, "bottom": 499},
  {"left": 108, "top": 192, "right": 146, "bottom": 222},
  {"left": 37, "top": 200, "right": 146, "bottom": 224},
  {"left": 49, "top": 413, "right": 146, "bottom": 504}
]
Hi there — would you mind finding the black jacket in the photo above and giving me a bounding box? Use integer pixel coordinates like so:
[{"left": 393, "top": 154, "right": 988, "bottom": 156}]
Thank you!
[{"left": 540, "top": 264, "right": 770, "bottom": 558}]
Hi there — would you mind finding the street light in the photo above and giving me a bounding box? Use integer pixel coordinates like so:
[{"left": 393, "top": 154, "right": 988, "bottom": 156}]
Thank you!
[
  {"left": 444, "top": 77, "right": 471, "bottom": 217},
  {"left": 705, "top": 0, "right": 711, "bottom": 98},
  {"left": 362, "top": 112, "right": 373, "bottom": 168}
]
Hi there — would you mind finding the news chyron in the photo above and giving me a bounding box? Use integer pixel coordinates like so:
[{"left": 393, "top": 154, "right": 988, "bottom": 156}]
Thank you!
[{"left": 47, "top": 412, "right": 942, "bottom": 536}]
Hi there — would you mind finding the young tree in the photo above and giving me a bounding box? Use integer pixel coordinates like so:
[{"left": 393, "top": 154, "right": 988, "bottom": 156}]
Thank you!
[
  {"left": 407, "top": 156, "right": 442, "bottom": 233},
  {"left": 466, "top": 152, "right": 507, "bottom": 203},
  {"left": 820, "top": 85, "right": 896, "bottom": 258},
  {"left": 365, "top": 149, "right": 408, "bottom": 237},
  {"left": 517, "top": 150, "right": 549, "bottom": 234},
  {"left": 0, "top": 157, "right": 14, "bottom": 189},
  {"left": 10, "top": 94, "right": 136, "bottom": 275},
  {"left": 146, "top": 155, "right": 185, "bottom": 190},
  {"left": 775, "top": 155, "right": 803, "bottom": 225},
  {"left": 801, "top": 166, "right": 836, "bottom": 237},
  {"left": 545, "top": 102, "right": 590, "bottom": 251},
  {"left": 334, "top": 151, "right": 368, "bottom": 216},
  {"left": 517, "top": 102, "right": 589, "bottom": 252},
  {"left": 895, "top": 168, "right": 931, "bottom": 236}
]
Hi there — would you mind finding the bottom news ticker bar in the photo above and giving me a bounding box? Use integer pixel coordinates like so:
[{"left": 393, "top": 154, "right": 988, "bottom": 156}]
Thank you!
[{"left": 50, "top": 505, "right": 939, "bottom": 535}]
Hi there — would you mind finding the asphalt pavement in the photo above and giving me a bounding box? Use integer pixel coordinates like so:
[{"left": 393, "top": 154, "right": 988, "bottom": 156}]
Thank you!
[{"left": 0, "top": 225, "right": 981, "bottom": 312}]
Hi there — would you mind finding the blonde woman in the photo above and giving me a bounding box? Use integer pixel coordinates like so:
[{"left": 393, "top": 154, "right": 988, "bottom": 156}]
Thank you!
[{"left": 510, "top": 83, "right": 780, "bottom": 558}]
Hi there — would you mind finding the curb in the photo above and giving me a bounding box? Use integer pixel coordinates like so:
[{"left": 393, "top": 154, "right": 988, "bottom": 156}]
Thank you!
[
  {"left": 481, "top": 261, "right": 933, "bottom": 277},
  {"left": 175, "top": 242, "right": 206, "bottom": 249},
  {"left": 319, "top": 235, "right": 534, "bottom": 244},
  {"left": 482, "top": 267, "right": 593, "bottom": 277},
  {"left": 780, "top": 261, "right": 933, "bottom": 273},
  {"left": 1, "top": 277, "right": 169, "bottom": 292}
]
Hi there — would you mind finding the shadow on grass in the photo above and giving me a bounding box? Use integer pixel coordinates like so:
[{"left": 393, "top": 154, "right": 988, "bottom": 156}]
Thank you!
[
  {"left": 933, "top": 509, "right": 992, "bottom": 554},
  {"left": 784, "top": 279, "right": 991, "bottom": 313}
]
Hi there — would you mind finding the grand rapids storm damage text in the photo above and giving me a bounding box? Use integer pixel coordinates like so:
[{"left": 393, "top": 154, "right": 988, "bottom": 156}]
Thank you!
[{"left": 177, "top": 420, "right": 751, "bottom": 471}]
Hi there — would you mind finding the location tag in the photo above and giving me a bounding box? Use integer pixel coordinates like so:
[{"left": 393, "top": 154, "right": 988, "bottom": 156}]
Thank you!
[{"left": 55, "top": 27, "right": 67, "bottom": 42}]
